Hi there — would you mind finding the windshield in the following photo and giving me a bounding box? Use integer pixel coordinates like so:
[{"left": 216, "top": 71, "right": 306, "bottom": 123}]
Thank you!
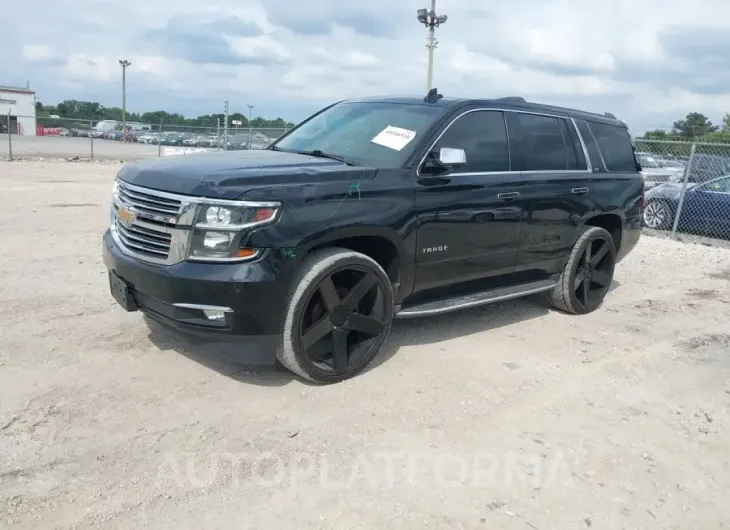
[
  {"left": 638, "top": 154, "right": 660, "bottom": 168},
  {"left": 272, "top": 101, "right": 446, "bottom": 167}
]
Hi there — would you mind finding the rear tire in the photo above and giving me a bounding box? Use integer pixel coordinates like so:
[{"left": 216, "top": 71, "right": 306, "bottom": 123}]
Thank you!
[
  {"left": 548, "top": 227, "right": 616, "bottom": 315},
  {"left": 276, "top": 247, "right": 394, "bottom": 384}
]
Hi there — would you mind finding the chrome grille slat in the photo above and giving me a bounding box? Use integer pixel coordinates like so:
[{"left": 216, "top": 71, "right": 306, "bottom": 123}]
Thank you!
[
  {"left": 115, "top": 226, "right": 169, "bottom": 257},
  {"left": 115, "top": 221, "right": 171, "bottom": 252},
  {"left": 117, "top": 192, "right": 180, "bottom": 216},
  {"left": 118, "top": 187, "right": 181, "bottom": 207},
  {"left": 117, "top": 181, "right": 182, "bottom": 217},
  {"left": 117, "top": 188, "right": 181, "bottom": 212},
  {"left": 117, "top": 193, "right": 180, "bottom": 217},
  {"left": 124, "top": 223, "right": 173, "bottom": 243}
]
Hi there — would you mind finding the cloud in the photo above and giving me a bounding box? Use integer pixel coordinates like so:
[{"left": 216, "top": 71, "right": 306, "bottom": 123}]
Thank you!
[
  {"left": 143, "top": 14, "right": 279, "bottom": 65},
  {"left": 22, "top": 45, "right": 53, "bottom": 62},
  {"left": 2, "top": 0, "right": 729, "bottom": 131},
  {"left": 261, "top": 0, "right": 408, "bottom": 38}
]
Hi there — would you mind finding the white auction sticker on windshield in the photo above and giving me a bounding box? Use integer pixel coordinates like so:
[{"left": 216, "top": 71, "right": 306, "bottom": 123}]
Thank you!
[{"left": 371, "top": 125, "right": 417, "bottom": 151}]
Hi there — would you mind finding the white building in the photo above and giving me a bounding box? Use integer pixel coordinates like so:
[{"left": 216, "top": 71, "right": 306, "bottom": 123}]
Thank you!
[{"left": 0, "top": 85, "right": 37, "bottom": 136}]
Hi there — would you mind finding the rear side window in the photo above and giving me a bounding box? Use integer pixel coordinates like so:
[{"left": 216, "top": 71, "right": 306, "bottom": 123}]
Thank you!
[
  {"left": 588, "top": 121, "right": 639, "bottom": 172},
  {"left": 435, "top": 110, "right": 510, "bottom": 172},
  {"left": 560, "top": 119, "right": 587, "bottom": 170},
  {"left": 513, "top": 113, "right": 566, "bottom": 171}
]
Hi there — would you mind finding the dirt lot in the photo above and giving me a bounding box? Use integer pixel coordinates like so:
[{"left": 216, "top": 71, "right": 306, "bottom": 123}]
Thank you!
[{"left": 1, "top": 160, "right": 730, "bottom": 529}]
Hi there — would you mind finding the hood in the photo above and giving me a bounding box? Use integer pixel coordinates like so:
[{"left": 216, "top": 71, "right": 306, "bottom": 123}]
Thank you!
[{"left": 118, "top": 149, "right": 375, "bottom": 199}]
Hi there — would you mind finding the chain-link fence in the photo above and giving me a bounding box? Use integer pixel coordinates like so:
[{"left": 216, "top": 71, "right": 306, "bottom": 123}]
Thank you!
[
  {"left": 1, "top": 113, "right": 289, "bottom": 161},
  {"left": 636, "top": 138, "right": 730, "bottom": 243}
]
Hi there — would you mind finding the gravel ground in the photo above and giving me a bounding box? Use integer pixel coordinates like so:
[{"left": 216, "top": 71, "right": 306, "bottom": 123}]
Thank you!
[{"left": 1, "top": 160, "right": 730, "bottom": 529}]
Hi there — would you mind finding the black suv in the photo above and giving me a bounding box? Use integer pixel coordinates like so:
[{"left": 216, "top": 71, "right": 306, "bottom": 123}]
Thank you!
[{"left": 103, "top": 91, "right": 643, "bottom": 383}]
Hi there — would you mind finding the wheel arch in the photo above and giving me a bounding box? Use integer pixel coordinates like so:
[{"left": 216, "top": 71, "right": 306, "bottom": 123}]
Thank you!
[
  {"left": 299, "top": 226, "right": 408, "bottom": 297},
  {"left": 582, "top": 213, "right": 624, "bottom": 254}
]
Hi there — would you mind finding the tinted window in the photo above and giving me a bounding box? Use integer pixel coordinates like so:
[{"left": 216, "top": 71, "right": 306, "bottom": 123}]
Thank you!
[
  {"left": 560, "top": 119, "right": 587, "bottom": 170},
  {"left": 588, "top": 121, "right": 638, "bottom": 172},
  {"left": 575, "top": 119, "right": 601, "bottom": 171},
  {"left": 559, "top": 119, "right": 579, "bottom": 170},
  {"left": 514, "top": 113, "right": 567, "bottom": 171},
  {"left": 435, "top": 110, "right": 509, "bottom": 172}
]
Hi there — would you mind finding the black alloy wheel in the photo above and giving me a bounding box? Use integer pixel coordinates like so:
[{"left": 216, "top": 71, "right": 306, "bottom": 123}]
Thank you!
[
  {"left": 298, "top": 266, "right": 387, "bottom": 375},
  {"left": 572, "top": 235, "right": 615, "bottom": 310},
  {"left": 548, "top": 227, "right": 616, "bottom": 315},
  {"left": 277, "top": 248, "right": 395, "bottom": 383}
]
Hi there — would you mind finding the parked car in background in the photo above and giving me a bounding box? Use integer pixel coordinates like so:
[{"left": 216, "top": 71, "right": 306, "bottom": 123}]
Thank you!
[
  {"left": 226, "top": 134, "right": 249, "bottom": 150},
  {"left": 160, "top": 132, "right": 186, "bottom": 146},
  {"left": 637, "top": 152, "right": 685, "bottom": 189},
  {"left": 182, "top": 136, "right": 202, "bottom": 147},
  {"left": 136, "top": 133, "right": 159, "bottom": 144},
  {"left": 643, "top": 174, "right": 730, "bottom": 237},
  {"left": 685, "top": 154, "right": 730, "bottom": 184}
]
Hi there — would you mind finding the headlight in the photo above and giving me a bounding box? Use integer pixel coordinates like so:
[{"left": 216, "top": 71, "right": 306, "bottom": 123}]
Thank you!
[{"left": 187, "top": 201, "right": 280, "bottom": 262}]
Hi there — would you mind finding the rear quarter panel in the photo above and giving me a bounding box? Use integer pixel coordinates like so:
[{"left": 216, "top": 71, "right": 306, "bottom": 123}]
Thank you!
[{"left": 587, "top": 172, "right": 643, "bottom": 261}]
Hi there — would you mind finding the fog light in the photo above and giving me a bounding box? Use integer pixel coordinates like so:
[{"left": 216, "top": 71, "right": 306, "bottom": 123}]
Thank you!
[{"left": 202, "top": 309, "right": 226, "bottom": 321}]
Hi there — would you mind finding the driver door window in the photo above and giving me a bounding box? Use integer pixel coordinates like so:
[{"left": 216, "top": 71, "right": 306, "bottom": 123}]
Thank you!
[
  {"left": 433, "top": 111, "right": 510, "bottom": 173},
  {"left": 701, "top": 177, "right": 730, "bottom": 193}
]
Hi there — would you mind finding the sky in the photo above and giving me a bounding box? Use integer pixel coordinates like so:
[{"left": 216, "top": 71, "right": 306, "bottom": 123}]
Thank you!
[{"left": 3, "top": 0, "right": 730, "bottom": 133}]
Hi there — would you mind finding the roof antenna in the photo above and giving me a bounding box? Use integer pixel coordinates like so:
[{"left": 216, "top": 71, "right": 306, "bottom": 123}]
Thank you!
[{"left": 424, "top": 87, "right": 443, "bottom": 103}]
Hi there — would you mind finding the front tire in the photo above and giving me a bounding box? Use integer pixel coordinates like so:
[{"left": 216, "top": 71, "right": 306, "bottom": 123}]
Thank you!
[
  {"left": 276, "top": 248, "right": 395, "bottom": 384},
  {"left": 548, "top": 227, "right": 616, "bottom": 315}
]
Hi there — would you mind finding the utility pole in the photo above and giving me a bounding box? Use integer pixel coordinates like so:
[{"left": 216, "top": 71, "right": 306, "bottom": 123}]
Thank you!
[
  {"left": 119, "top": 60, "right": 131, "bottom": 141},
  {"left": 223, "top": 100, "right": 229, "bottom": 151},
  {"left": 247, "top": 104, "right": 254, "bottom": 149},
  {"left": 417, "top": 1, "right": 448, "bottom": 92}
]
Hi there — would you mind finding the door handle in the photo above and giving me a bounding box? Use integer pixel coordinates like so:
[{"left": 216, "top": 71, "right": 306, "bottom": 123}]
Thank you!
[
  {"left": 497, "top": 192, "right": 520, "bottom": 201},
  {"left": 572, "top": 187, "right": 589, "bottom": 194}
]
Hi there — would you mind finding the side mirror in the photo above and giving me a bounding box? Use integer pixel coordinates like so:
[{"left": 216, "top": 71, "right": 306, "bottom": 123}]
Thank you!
[
  {"left": 421, "top": 147, "right": 467, "bottom": 177},
  {"left": 438, "top": 147, "right": 466, "bottom": 166}
]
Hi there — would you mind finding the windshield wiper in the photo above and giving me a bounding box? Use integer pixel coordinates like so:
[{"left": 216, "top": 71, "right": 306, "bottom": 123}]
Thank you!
[{"left": 271, "top": 147, "right": 355, "bottom": 166}]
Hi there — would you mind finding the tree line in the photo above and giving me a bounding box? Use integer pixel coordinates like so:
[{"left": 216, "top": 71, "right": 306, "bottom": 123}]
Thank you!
[
  {"left": 35, "top": 99, "right": 295, "bottom": 129},
  {"left": 639, "top": 112, "right": 730, "bottom": 143}
]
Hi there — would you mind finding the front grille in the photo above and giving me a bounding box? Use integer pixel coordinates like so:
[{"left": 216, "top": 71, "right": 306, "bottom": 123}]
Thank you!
[
  {"left": 114, "top": 218, "right": 172, "bottom": 259},
  {"left": 112, "top": 180, "right": 191, "bottom": 265},
  {"left": 117, "top": 180, "right": 182, "bottom": 218}
]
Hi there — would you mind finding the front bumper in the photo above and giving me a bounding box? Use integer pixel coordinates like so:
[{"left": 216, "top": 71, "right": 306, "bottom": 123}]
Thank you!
[{"left": 102, "top": 230, "right": 295, "bottom": 364}]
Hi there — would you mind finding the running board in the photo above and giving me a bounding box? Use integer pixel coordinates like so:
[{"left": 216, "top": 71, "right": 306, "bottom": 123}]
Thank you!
[{"left": 395, "top": 279, "right": 556, "bottom": 319}]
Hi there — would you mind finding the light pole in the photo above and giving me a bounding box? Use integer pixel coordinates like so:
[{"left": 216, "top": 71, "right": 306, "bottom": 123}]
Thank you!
[
  {"left": 417, "top": 1, "right": 448, "bottom": 92},
  {"left": 246, "top": 104, "right": 254, "bottom": 149},
  {"left": 119, "top": 60, "right": 131, "bottom": 141},
  {"left": 223, "top": 100, "right": 229, "bottom": 150}
]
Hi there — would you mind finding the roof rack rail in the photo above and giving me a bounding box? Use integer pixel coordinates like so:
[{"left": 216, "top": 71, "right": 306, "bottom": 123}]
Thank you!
[
  {"left": 497, "top": 96, "right": 526, "bottom": 103},
  {"left": 604, "top": 112, "right": 617, "bottom": 119}
]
